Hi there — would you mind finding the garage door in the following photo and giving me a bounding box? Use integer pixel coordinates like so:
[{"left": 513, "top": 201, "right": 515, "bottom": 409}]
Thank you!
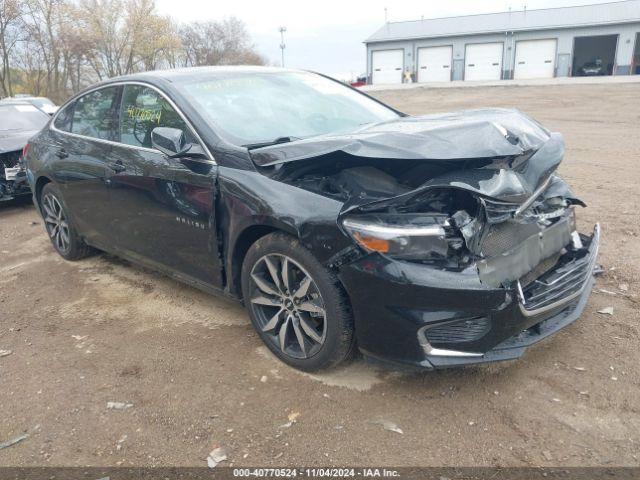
[
  {"left": 372, "top": 50, "right": 403, "bottom": 85},
  {"left": 417, "top": 46, "right": 452, "bottom": 83},
  {"left": 465, "top": 43, "right": 503, "bottom": 81},
  {"left": 514, "top": 39, "right": 557, "bottom": 79}
]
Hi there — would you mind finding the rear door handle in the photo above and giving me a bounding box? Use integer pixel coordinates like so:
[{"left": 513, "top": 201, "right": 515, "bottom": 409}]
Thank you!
[
  {"left": 56, "top": 148, "right": 68, "bottom": 159},
  {"left": 108, "top": 161, "right": 126, "bottom": 173}
]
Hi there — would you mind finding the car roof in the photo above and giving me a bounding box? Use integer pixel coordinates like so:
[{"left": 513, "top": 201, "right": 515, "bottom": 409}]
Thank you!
[{"left": 103, "top": 66, "right": 306, "bottom": 85}]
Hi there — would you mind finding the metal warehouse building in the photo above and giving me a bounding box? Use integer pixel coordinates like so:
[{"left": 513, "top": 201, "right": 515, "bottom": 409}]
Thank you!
[{"left": 364, "top": 0, "right": 640, "bottom": 84}]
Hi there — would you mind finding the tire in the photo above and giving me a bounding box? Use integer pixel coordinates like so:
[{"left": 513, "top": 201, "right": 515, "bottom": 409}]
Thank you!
[
  {"left": 241, "top": 232, "right": 355, "bottom": 371},
  {"left": 40, "top": 183, "right": 93, "bottom": 261}
]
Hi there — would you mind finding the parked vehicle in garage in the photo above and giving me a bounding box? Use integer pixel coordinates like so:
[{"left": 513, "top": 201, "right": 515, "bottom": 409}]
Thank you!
[
  {"left": 579, "top": 59, "right": 605, "bottom": 76},
  {"left": 23, "top": 67, "right": 599, "bottom": 371},
  {"left": 1, "top": 96, "right": 58, "bottom": 115},
  {"left": 1, "top": 101, "right": 51, "bottom": 203}
]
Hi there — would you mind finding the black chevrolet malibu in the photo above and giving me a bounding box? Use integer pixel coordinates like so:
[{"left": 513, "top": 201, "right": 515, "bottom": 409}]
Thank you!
[{"left": 24, "top": 67, "right": 599, "bottom": 371}]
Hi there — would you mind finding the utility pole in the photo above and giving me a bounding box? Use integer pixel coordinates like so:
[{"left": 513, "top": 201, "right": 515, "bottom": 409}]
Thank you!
[{"left": 279, "top": 26, "right": 287, "bottom": 68}]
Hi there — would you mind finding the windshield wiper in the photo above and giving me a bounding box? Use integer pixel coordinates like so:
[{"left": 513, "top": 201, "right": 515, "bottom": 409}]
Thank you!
[{"left": 244, "top": 136, "right": 301, "bottom": 150}]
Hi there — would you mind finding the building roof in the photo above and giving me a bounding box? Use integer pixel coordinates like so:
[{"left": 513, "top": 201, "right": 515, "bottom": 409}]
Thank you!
[{"left": 365, "top": 0, "right": 640, "bottom": 43}]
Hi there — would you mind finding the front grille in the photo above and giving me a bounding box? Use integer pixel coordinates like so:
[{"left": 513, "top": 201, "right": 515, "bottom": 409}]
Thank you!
[
  {"left": 425, "top": 317, "right": 491, "bottom": 345},
  {"left": 521, "top": 251, "right": 593, "bottom": 312},
  {"left": 519, "top": 253, "right": 561, "bottom": 288},
  {"left": 481, "top": 220, "right": 541, "bottom": 257}
]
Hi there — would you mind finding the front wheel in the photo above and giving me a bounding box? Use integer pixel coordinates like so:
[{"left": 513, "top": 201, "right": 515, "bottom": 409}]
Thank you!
[
  {"left": 41, "top": 183, "right": 93, "bottom": 261},
  {"left": 241, "top": 232, "right": 355, "bottom": 371}
]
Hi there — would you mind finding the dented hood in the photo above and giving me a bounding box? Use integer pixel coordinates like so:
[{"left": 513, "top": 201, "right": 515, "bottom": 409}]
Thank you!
[
  {"left": 252, "top": 108, "right": 566, "bottom": 207},
  {"left": 250, "top": 108, "right": 551, "bottom": 167}
]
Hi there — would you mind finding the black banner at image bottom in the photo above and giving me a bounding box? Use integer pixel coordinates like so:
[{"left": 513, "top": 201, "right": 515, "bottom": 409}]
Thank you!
[{"left": 0, "top": 467, "right": 638, "bottom": 480}]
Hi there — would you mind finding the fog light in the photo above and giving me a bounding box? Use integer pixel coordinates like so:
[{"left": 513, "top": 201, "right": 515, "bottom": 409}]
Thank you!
[{"left": 424, "top": 317, "right": 491, "bottom": 345}]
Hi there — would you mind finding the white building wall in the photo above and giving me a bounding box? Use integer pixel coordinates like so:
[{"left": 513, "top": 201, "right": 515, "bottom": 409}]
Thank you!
[{"left": 366, "top": 22, "right": 640, "bottom": 82}]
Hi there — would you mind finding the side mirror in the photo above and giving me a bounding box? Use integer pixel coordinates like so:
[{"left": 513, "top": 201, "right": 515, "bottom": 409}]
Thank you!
[{"left": 151, "top": 127, "right": 190, "bottom": 157}]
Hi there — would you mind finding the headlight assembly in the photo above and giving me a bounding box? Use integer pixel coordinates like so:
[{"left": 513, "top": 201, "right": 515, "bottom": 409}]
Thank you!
[{"left": 342, "top": 215, "right": 452, "bottom": 260}]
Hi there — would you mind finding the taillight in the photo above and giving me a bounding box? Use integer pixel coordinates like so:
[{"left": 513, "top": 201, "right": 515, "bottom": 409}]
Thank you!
[{"left": 21, "top": 143, "right": 30, "bottom": 158}]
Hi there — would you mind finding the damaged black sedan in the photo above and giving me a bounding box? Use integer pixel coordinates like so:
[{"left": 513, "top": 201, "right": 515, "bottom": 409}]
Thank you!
[{"left": 24, "top": 67, "right": 599, "bottom": 371}]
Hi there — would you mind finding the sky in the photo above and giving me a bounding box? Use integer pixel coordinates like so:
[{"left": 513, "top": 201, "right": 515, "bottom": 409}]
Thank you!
[{"left": 155, "top": 0, "right": 618, "bottom": 80}]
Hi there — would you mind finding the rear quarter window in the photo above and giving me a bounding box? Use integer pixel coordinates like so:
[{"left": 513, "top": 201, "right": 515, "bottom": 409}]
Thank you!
[
  {"left": 53, "top": 103, "right": 74, "bottom": 132},
  {"left": 70, "top": 87, "right": 119, "bottom": 141}
]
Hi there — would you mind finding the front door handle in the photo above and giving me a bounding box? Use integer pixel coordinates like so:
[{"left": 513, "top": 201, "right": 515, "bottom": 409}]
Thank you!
[
  {"left": 56, "top": 148, "right": 68, "bottom": 159},
  {"left": 108, "top": 161, "right": 126, "bottom": 173}
]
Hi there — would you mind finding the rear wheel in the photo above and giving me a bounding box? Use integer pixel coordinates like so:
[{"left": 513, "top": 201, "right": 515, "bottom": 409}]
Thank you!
[
  {"left": 41, "top": 183, "right": 93, "bottom": 260},
  {"left": 241, "top": 232, "right": 354, "bottom": 371}
]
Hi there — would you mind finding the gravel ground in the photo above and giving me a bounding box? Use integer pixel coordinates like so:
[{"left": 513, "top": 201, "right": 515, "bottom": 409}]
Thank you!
[{"left": 1, "top": 82, "right": 639, "bottom": 467}]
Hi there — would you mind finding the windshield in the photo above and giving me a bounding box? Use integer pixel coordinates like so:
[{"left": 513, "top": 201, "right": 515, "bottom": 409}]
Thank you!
[
  {"left": 0, "top": 104, "right": 50, "bottom": 131},
  {"left": 177, "top": 71, "right": 400, "bottom": 146}
]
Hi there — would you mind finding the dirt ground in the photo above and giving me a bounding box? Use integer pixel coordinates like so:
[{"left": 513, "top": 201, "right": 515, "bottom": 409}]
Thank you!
[{"left": 1, "top": 83, "right": 639, "bottom": 468}]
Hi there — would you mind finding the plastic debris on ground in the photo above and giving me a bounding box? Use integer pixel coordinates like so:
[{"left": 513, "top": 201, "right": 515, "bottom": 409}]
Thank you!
[
  {"left": 0, "top": 433, "right": 29, "bottom": 450},
  {"left": 107, "top": 401, "right": 134, "bottom": 410},
  {"left": 597, "top": 288, "right": 617, "bottom": 295},
  {"left": 278, "top": 411, "right": 300, "bottom": 429},
  {"left": 207, "top": 447, "right": 228, "bottom": 468},
  {"left": 369, "top": 418, "right": 404, "bottom": 434}
]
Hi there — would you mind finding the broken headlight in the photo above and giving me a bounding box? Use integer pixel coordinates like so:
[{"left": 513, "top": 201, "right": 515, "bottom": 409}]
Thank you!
[{"left": 341, "top": 214, "right": 453, "bottom": 260}]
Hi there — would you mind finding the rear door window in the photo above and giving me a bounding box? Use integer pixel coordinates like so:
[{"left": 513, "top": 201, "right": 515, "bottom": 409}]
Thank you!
[
  {"left": 119, "top": 85, "right": 195, "bottom": 149},
  {"left": 70, "top": 87, "right": 119, "bottom": 140}
]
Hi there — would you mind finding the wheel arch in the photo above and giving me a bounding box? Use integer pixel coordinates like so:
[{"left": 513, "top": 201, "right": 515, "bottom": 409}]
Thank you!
[
  {"left": 228, "top": 222, "right": 297, "bottom": 299},
  {"left": 236, "top": 222, "right": 357, "bottom": 370},
  {"left": 34, "top": 175, "right": 52, "bottom": 209}
]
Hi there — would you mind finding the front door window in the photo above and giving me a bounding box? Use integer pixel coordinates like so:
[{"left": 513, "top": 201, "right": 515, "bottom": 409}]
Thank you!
[{"left": 119, "top": 85, "right": 195, "bottom": 148}]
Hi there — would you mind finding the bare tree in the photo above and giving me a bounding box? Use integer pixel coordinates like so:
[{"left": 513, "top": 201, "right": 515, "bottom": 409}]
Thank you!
[
  {"left": 80, "top": 0, "right": 183, "bottom": 77},
  {"left": 1, "top": 0, "right": 266, "bottom": 100},
  {"left": 19, "top": 0, "right": 77, "bottom": 100},
  {"left": 180, "top": 17, "right": 265, "bottom": 67},
  {"left": 79, "top": 0, "right": 128, "bottom": 79},
  {"left": 0, "top": 0, "right": 22, "bottom": 96},
  {"left": 130, "top": 2, "right": 182, "bottom": 71},
  {"left": 161, "top": 18, "right": 185, "bottom": 69},
  {"left": 55, "top": 2, "right": 91, "bottom": 93}
]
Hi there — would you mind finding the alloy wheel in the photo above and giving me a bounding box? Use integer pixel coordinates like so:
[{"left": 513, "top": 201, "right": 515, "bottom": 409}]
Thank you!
[
  {"left": 249, "top": 254, "right": 327, "bottom": 359},
  {"left": 42, "top": 193, "right": 71, "bottom": 253}
]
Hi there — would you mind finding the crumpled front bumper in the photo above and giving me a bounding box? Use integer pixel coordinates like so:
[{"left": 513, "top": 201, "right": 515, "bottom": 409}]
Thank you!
[
  {"left": 0, "top": 168, "right": 30, "bottom": 201},
  {"left": 338, "top": 224, "right": 600, "bottom": 370}
]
